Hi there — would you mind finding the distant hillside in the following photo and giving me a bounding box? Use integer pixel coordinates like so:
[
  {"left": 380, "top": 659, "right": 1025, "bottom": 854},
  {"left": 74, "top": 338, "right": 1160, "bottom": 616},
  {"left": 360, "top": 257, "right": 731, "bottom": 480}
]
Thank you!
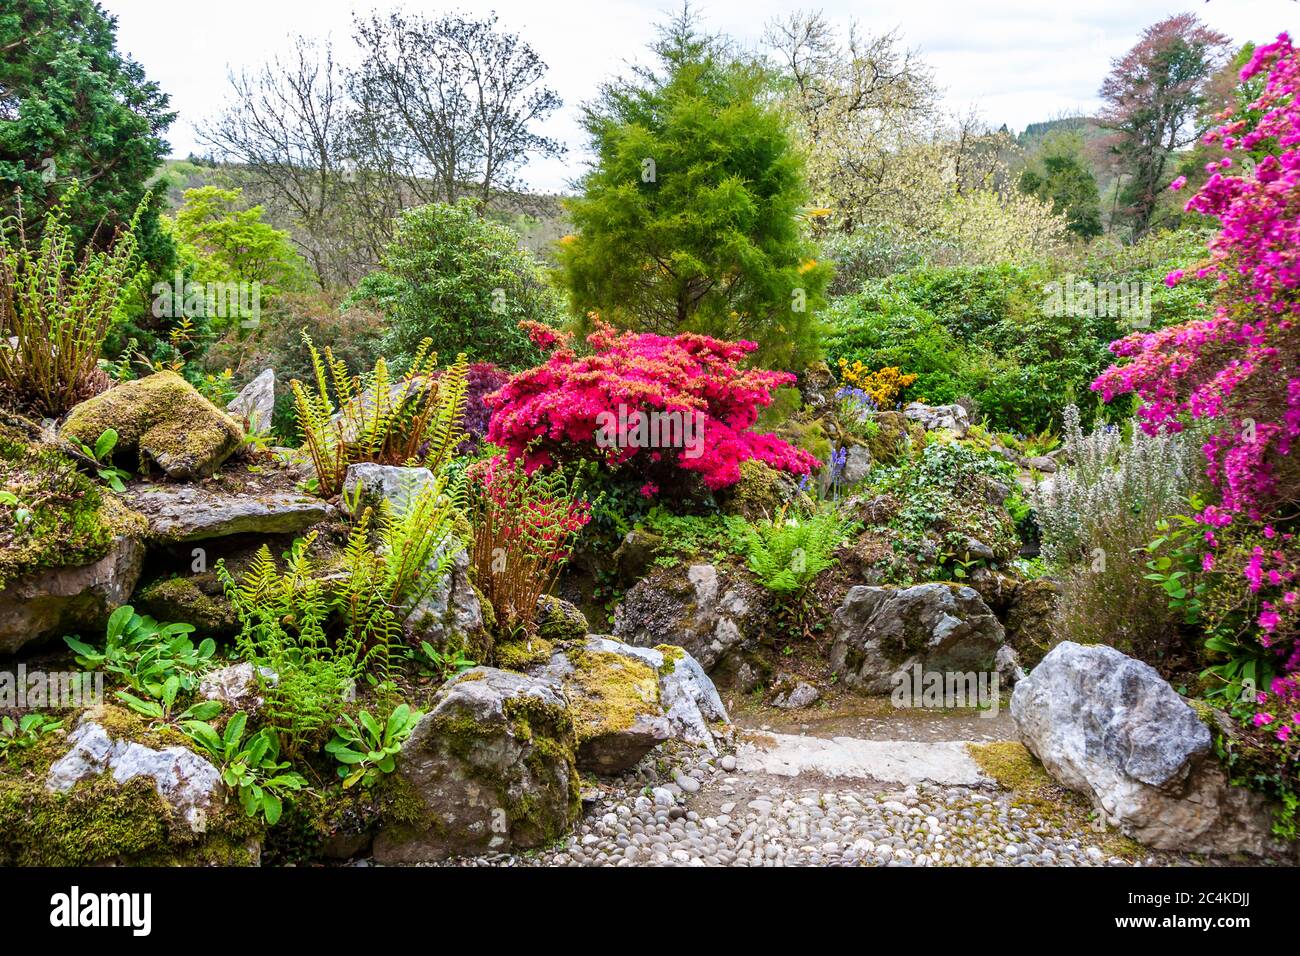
[{"left": 149, "top": 158, "right": 571, "bottom": 261}]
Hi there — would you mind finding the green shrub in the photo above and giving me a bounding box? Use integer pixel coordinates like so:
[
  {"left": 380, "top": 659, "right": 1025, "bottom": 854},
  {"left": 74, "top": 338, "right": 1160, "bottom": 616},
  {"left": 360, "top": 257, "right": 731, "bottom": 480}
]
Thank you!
[{"left": 348, "top": 199, "right": 564, "bottom": 371}]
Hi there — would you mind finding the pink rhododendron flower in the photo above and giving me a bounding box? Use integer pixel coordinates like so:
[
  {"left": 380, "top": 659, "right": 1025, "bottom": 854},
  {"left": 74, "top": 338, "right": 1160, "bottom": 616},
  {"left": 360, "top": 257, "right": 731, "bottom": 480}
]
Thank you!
[{"left": 1091, "top": 33, "right": 1300, "bottom": 727}]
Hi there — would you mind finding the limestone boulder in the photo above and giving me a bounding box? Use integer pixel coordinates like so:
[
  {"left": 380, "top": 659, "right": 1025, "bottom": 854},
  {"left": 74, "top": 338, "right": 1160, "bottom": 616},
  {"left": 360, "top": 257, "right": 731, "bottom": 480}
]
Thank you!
[
  {"left": 372, "top": 668, "right": 581, "bottom": 863},
  {"left": 829, "top": 583, "right": 1006, "bottom": 694},
  {"left": 1012, "top": 642, "right": 1290, "bottom": 857},
  {"left": 614, "top": 563, "right": 766, "bottom": 673}
]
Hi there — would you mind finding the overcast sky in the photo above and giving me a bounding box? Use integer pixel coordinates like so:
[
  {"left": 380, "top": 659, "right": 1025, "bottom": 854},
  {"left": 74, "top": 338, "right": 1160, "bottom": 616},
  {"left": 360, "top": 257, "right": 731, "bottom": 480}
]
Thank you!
[{"left": 100, "top": 0, "right": 1298, "bottom": 194}]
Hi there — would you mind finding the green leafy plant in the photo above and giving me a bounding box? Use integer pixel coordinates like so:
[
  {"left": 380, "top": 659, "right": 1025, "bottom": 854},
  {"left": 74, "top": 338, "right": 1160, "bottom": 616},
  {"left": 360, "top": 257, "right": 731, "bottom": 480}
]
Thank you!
[
  {"left": 0, "top": 489, "right": 31, "bottom": 528},
  {"left": 290, "top": 330, "right": 468, "bottom": 497},
  {"left": 468, "top": 455, "right": 591, "bottom": 647},
  {"left": 0, "top": 188, "right": 145, "bottom": 417},
  {"left": 325, "top": 703, "right": 423, "bottom": 789},
  {"left": 65, "top": 427, "right": 132, "bottom": 492},
  {"left": 218, "top": 477, "right": 464, "bottom": 754},
  {"left": 406, "top": 640, "right": 476, "bottom": 681},
  {"left": 0, "top": 714, "right": 63, "bottom": 759},
  {"left": 1142, "top": 506, "right": 1278, "bottom": 703},
  {"left": 64, "top": 605, "right": 217, "bottom": 701},
  {"left": 182, "top": 713, "right": 307, "bottom": 825},
  {"left": 114, "top": 690, "right": 221, "bottom": 724}
]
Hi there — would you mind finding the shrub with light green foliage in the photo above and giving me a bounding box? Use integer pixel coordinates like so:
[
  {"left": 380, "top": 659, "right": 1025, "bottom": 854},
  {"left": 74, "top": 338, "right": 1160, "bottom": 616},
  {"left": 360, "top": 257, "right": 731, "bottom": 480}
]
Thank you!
[
  {"left": 825, "top": 264, "right": 1120, "bottom": 432},
  {"left": 558, "top": 12, "right": 829, "bottom": 371}
]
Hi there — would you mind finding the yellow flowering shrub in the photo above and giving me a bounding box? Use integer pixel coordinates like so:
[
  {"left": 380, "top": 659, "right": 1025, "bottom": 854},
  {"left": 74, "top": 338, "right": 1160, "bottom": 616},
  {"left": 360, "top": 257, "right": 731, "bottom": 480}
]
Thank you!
[{"left": 835, "top": 360, "right": 918, "bottom": 408}]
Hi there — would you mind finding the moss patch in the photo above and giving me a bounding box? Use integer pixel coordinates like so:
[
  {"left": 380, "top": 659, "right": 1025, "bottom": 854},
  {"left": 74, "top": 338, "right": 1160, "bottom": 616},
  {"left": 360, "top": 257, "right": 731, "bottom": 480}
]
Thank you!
[
  {"left": 0, "top": 423, "right": 144, "bottom": 589},
  {"left": 136, "top": 574, "right": 238, "bottom": 635},
  {"left": 968, "top": 741, "right": 1146, "bottom": 859},
  {"left": 565, "top": 649, "right": 660, "bottom": 747},
  {"left": 864, "top": 411, "right": 906, "bottom": 466},
  {"left": 497, "top": 637, "right": 555, "bottom": 672},
  {"left": 723, "top": 460, "right": 792, "bottom": 520}
]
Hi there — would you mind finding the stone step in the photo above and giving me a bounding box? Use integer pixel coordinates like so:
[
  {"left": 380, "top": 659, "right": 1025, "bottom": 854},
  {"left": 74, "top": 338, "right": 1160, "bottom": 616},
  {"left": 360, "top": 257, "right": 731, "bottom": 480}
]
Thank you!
[{"left": 734, "top": 731, "right": 992, "bottom": 787}]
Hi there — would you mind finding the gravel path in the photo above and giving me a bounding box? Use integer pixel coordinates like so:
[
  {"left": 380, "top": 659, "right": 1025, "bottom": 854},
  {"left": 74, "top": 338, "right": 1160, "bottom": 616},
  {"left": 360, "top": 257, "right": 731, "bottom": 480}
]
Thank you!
[{"left": 420, "top": 715, "right": 1216, "bottom": 868}]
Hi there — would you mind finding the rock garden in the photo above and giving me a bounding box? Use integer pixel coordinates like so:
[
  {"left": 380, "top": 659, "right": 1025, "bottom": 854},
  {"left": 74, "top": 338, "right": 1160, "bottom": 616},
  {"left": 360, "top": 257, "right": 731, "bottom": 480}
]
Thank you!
[{"left": 2, "top": 3, "right": 1299, "bottom": 872}]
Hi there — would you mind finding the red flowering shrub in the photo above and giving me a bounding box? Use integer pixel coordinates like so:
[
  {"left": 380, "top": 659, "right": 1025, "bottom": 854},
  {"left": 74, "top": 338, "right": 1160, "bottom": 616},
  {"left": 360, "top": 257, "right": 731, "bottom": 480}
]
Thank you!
[
  {"left": 467, "top": 454, "right": 591, "bottom": 643},
  {"left": 485, "top": 322, "right": 819, "bottom": 491}
]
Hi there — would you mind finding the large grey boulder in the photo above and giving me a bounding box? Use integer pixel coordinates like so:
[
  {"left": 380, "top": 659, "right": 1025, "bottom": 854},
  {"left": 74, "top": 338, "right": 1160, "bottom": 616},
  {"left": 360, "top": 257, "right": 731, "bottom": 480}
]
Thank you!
[
  {"left": 0, "top": 535, "right": 143, "bottom": 654},
  {"left": 125, "top": 483, "right": 332, "bottom": 542},
  {"left": 529, "top": 636, "right": 728, "bottom": 773},
  {"left": 1012, "top": 642, "right": 1288, "bottom": 857},
  {"left": 372, "top": 667, "right": 580, "bottom": 863},
  {"left": 226, "top": 368, "right": 275, "bottom": 434},
  {"left": 614, "top": 563, "right": 765, "bottom": 672},
  {"left": 829, "top": 583, "right": 1005, "bottom": 694},
  {"left": 47, "top": 716, "right": 224, "bottom": 833}
]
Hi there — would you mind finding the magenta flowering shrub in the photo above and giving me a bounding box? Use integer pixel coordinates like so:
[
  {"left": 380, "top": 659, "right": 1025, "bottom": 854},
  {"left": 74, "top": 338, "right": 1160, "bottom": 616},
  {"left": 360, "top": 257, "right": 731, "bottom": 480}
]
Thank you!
[
  {"left": 484, "top": 321, "right": 819, "bottom": 491},
  {"left": 1094, "top": 34, "right": 1300, "bottom": 673}
]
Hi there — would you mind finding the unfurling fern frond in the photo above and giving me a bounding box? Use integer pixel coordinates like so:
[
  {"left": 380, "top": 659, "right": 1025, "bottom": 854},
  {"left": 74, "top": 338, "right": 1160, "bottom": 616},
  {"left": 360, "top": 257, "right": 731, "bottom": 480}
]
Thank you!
[{"left": 289, "top": 332, "right": 470, "bottom": 497}]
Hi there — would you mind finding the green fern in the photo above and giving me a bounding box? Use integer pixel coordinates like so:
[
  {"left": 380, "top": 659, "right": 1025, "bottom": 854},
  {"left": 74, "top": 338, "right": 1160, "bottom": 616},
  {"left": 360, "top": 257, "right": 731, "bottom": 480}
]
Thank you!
[
  {"left": 726, "top": 506, "right": 860, "bottom": 594},
  {"left": 217, "top": 475, "right": 466, "bottom": 754},
  {"left": 291, "top": 330, "right": 468, "bottom": 497}
]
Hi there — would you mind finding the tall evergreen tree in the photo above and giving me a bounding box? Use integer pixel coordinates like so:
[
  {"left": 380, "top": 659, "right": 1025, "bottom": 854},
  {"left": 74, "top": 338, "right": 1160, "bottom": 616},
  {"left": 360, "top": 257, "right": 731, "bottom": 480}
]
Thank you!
[
  {"left": 558, "top": 7, "right": 828, "bottom": 370},
  {"left": 0, "top": 0, "right": 175, "bottom": 269}
]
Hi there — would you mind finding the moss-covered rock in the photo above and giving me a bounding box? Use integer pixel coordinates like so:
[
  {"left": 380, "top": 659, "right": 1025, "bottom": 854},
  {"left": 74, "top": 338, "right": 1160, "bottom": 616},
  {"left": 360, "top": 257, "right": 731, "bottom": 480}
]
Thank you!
[
  {"left": 0, "top": 422, "right": 143, "bottom": 591},
  {"left": 372, "top": 667, "right": 580, "bottom": 863},
  {"left": 535, "top": 594, "right": 588, "bottom": 642},
  {"left": 721, "top": 459, "right": 799, "bottom": 521},
  {"left": 0, "top": 419, "right": 145, "bottom": 653},
  {"left": 136, "top": 574, "right": 239, "bottom": 636},
  {"left": 865, "top": 411, "right": 910, "bottom": 466},
  {"left": 531, "top": 637, "right": 729, "bottom": 768},
  {"left": 555, "top": 646, "right": 668, "bottom": 774},
  {"left": 0, "top": 706, "right": 261, "bottom": 866},
  {"left": 496, "top": 636, "right": 555, "bottom": 672},
  {"left": 61, "top": 372, "right": 243, "bottom": 480},
  {"left": 1003, "top": 578, "right": 1061, "bottom": 667}
]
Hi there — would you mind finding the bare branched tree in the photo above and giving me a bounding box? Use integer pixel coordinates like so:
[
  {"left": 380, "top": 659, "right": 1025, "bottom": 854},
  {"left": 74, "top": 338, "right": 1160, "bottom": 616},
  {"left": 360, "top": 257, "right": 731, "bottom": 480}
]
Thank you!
[{"left": 348, "top": 9, "right": 563, "bottom": 209}]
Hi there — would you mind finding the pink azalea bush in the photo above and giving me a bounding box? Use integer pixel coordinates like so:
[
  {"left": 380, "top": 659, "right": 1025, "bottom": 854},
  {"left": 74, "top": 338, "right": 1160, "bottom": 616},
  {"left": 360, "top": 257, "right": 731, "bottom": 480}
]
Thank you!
[
  {"left": 1092, "top": 34, "right": 1300, "bottom": 825},
  {"left": 485, "top": 320, "right": 819, "bottom": 491}
]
